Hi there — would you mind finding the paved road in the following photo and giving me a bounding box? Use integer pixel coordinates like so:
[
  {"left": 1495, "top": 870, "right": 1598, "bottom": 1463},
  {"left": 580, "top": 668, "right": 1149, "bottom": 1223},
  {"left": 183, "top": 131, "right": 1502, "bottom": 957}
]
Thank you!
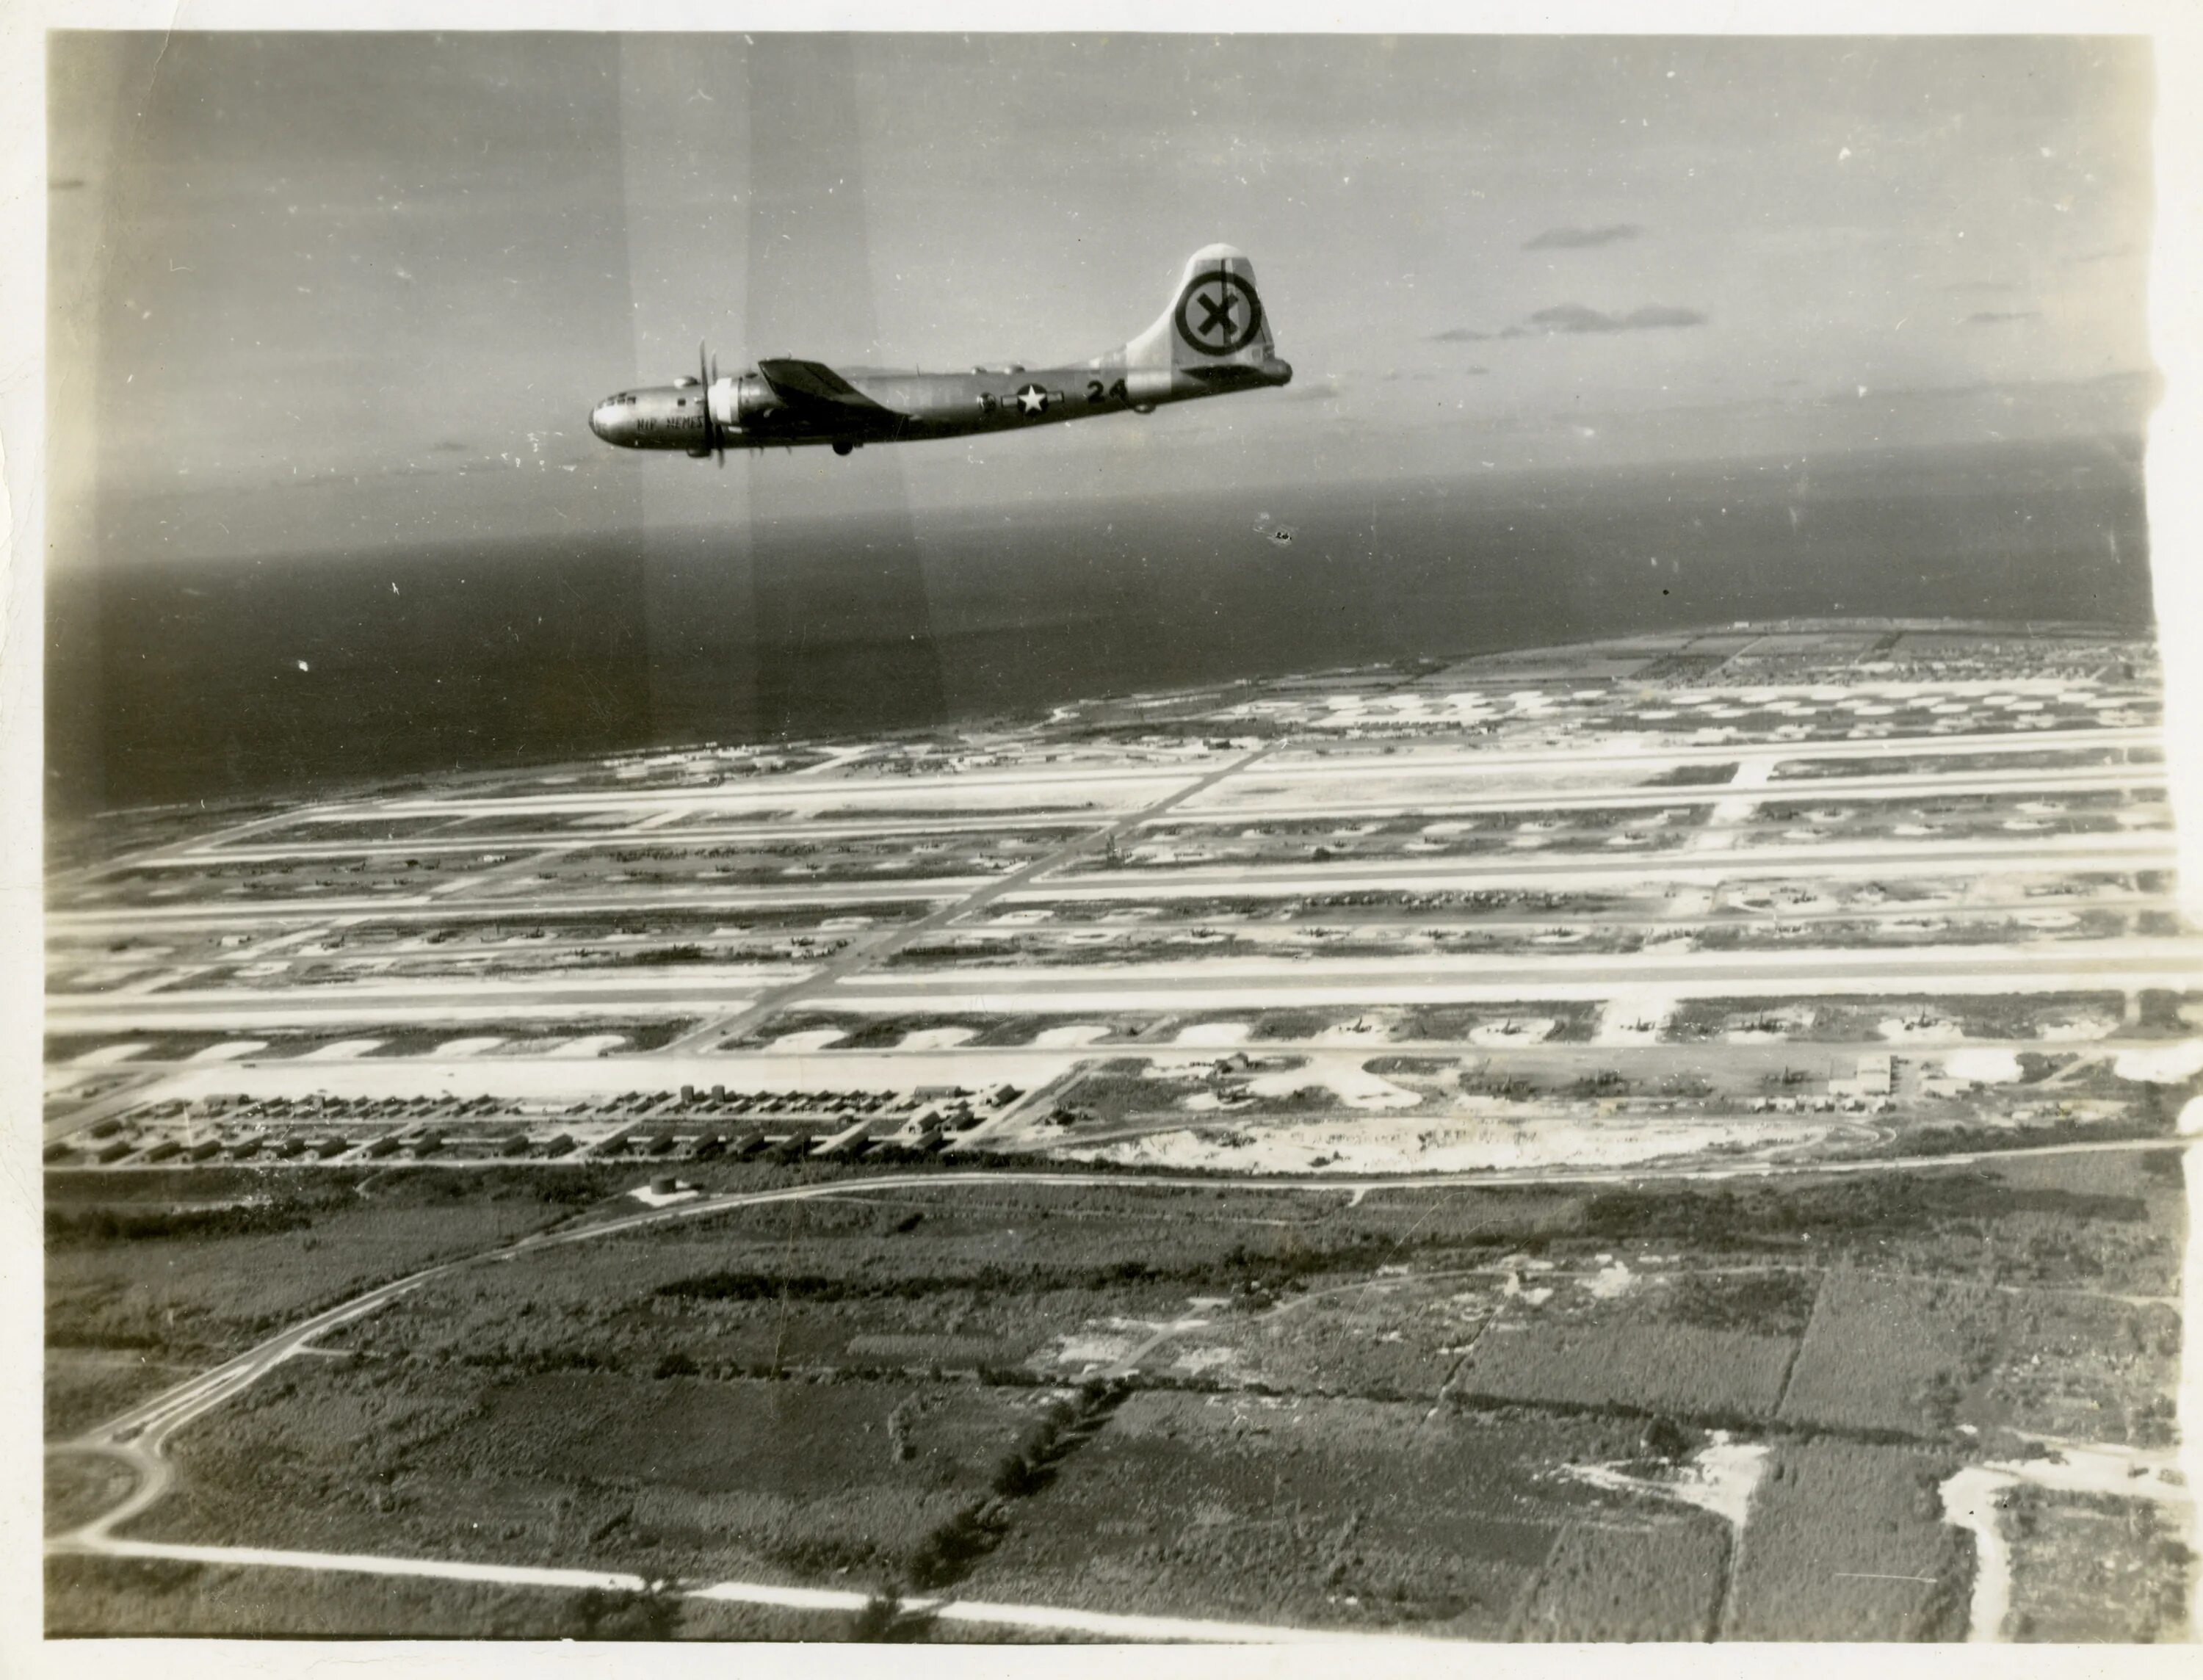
[
  {"left": 61, "top": 1032, "right": 2181, "bottom": 1079},
  {"left": 843, "top": 938, "right": 2203, "bottom": 989},
  {"left": 46, "top": 936, "right": 2199, "bottom": 1035},
  {"left": 1162, "top": 764, "right": 2160, "bottom": 820},
  {"left": 51, "top": 1533, "right": 1400, "bottom": 1643}
]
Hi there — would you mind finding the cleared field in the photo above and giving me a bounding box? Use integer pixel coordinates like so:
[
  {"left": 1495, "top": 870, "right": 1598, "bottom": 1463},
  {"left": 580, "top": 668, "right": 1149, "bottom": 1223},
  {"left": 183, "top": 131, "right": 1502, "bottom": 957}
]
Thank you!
[
  {"left": 1779, "top": 1271, "right": 2005, "bottom": 1438},
  {"left": 1454, "top": 1319, "right": 1797, "bottom": 1422},
  {"left": 1725, "top": 1438, "right": 1972, "bottom": 1640},
  {"left": 1511, "top": 1515, "right": 1729, "bottom": 1641},
  {"left": 46, "top": 1348, "right": 202, "bottom": 1441},
  {"left": 963, "top": 1391, "right": 1641, "bottom": 1634},
  {"left": 1084, "top": 1270, "right": 1494, "bottom": 1400},
  {"left": 44, "top": 1169, "right": 602, "bottom": 1370},
  {"left": 138, "top": 1358, "right": 1038, "bottom": 1589}
]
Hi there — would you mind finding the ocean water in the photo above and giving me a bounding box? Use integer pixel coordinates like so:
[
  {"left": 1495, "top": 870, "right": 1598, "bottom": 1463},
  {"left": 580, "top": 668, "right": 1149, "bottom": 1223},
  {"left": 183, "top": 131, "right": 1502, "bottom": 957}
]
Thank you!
[{"left": 46, "top": 436, "right": 2152, "bottom": 814}]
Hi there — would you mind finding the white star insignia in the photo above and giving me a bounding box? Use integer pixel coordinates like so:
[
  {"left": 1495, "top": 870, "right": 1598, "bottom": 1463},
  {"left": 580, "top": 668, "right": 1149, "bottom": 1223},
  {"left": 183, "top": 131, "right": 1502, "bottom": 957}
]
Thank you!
[{"left": 1016, "top": 384, "right": 1048, "bottom": 416}]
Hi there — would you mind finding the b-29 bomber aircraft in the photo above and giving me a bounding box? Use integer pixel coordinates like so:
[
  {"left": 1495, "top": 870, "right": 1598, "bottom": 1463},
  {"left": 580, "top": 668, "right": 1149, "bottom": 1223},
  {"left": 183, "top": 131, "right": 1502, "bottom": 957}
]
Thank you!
[{"left": 588, "top": 244, "right": 1291, "bottom": 460}]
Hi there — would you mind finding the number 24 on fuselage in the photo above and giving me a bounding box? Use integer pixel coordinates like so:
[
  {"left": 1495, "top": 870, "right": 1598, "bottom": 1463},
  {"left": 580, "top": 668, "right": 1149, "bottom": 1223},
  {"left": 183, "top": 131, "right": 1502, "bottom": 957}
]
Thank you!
[{"left": 587, "top": 245, "right": 1292, "bottom": 461}]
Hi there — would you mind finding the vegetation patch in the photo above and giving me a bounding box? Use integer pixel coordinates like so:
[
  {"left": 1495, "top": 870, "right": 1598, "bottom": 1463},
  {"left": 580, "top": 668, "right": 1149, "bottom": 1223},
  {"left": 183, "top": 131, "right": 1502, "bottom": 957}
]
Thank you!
[
  {"left": 1778, "top": 1271, "right": 2003, "bottom": 1438},
  {"left": 46, "top": 1171, "right": 592, "bottom": 1371},
  {"left": 1642, "top": 761, "right": 1739, "bottom": 787},
  {"left": 1725, "top": 1438, "right": 1970, "bottom": 1640},
  {"left": 45, "top": 1450, "right": 140, "bottom": 1536},
  {"left": 1978, "top": 1292, "right": 2182, "bottom": 1446},
  {"left": 2003, "top": 1488, "right": 2192, "bottom": 1641},
  {"left": 1657, "top": 1269, "right": 1821, "bottom": 1337},
  {"left": 1454, "top": 1320, "right": 1795, "bottom": 1422},
  {"left": 45, "top": 1347, "right": 200, "bottom": 1441},
  {"left": 140, "top": 1361, "right": 1036, "bottom": 1590},
  {"left": 1511, "top": 1516, "right": 1729, "bottom": 1640},
  {"left": 965, "top": 1393, "right": 1640, "bottom": 1635}
]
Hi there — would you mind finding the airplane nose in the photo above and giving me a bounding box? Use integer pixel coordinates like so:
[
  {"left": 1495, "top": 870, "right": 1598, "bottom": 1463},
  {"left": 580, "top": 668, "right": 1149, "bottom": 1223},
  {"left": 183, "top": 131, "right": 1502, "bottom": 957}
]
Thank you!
[{"left": 589, "top": 399, "right": 629, "bottom": 444}]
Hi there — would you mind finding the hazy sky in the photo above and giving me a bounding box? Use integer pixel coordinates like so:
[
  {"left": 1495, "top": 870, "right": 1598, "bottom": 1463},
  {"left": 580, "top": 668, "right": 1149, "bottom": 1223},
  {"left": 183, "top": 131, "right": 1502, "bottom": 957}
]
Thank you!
[{"left": 50, "top": 32, "right": 2155, "bottom": 566}]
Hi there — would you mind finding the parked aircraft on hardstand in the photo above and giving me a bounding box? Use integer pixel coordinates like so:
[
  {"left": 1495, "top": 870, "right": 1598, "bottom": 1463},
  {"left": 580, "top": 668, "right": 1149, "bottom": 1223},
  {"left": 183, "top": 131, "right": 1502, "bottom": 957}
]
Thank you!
[{"left": 589, "top": 245, "right": 1292, "bottom": 460}]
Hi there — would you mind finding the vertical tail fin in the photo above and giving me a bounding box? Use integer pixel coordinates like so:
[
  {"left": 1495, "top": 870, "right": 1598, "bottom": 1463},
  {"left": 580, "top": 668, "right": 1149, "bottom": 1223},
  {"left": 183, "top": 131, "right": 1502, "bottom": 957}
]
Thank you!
[{"left": 1122, "top": 245, "right": 1278, "bottom": 372}]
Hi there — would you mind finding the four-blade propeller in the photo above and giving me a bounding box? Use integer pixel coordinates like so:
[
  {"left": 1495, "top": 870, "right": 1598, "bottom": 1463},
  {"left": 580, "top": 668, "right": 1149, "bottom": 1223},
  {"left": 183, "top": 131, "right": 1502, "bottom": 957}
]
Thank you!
[{"left": 699, "top": 341, "right": 723, "bottom": 467}]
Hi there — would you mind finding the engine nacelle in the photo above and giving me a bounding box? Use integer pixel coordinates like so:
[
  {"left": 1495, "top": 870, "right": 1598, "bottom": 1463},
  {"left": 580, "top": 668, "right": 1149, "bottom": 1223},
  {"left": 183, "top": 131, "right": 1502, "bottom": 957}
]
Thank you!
[{"left": 734, "top": 374, "right": 786, "bottom": 427}]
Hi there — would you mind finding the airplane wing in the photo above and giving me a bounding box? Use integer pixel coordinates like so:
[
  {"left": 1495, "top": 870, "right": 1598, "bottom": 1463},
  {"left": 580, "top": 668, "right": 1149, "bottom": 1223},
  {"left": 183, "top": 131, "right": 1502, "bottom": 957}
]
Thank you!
[{"left": 755, "top": 358, "right": 901, "bottom": 422}]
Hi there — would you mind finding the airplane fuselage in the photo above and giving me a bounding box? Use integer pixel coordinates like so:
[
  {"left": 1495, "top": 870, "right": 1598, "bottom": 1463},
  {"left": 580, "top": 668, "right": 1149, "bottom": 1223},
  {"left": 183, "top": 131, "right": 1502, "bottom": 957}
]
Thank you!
[
  {"left": 591, "top": 358, "right": 1292, "bottom": 456},
  {"left": 589, "top": 245, "right": 1292, "bottom": 459}
]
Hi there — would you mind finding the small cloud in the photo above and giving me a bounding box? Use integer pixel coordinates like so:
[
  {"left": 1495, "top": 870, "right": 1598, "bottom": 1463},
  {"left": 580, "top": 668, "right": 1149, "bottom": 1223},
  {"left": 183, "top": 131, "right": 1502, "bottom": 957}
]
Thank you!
[
  {"left": 1524, "top": 223, "right": 1641, "bottom": 250},
  {"left": 1465, "top": 366, "right": 1489, "bottom": 376},
  {"left": 1530, "top": 303, "right": 1618, "bottom": 333},
  {"left": 430, "top": 440, "right": 470, "bottom": 452},
  {"left": 1528, "top": 303, "right": 1707, "bottom": 334},
  {"left": 1430, "top": 327, "right": 1490, "bottom": 342},
  {"left": 1963, "top": 309, "right": 2040, "bottom": 326}
]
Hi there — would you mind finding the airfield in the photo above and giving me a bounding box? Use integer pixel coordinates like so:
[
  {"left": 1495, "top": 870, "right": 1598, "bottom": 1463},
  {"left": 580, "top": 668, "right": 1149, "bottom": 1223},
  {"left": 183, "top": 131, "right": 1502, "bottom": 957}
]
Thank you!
[{"left": 43, "top": 619, "right": 2202, "bottom": 1641}]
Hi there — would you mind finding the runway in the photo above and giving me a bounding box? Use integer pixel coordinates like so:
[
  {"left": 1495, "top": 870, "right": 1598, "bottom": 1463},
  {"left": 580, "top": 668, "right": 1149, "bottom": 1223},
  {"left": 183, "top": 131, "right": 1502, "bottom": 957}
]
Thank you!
[{"left": 43, "top": 941, "right": 2199, "bottom": 1035}]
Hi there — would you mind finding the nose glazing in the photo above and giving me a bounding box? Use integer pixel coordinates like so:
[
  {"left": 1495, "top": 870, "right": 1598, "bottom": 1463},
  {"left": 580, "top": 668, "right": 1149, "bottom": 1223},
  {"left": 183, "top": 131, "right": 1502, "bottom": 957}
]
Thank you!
[{"left": 589, "top": 397, "right": 629, "bottom": 444}]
